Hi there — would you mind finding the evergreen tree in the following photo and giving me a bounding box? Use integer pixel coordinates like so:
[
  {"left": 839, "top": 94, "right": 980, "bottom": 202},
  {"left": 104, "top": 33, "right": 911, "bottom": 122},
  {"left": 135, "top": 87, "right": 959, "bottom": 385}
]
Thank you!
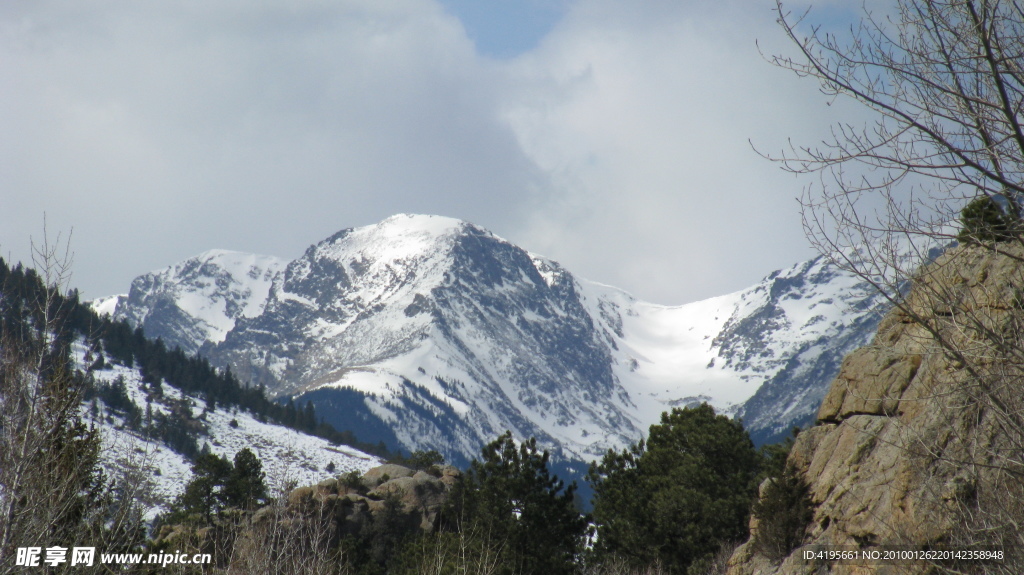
[
  {"left": 750, "top": 463, "right": 813, "bottom": 560},
  {"left": 958, "top": 195, "right": 1018, "bottom": 244},
  {"left": 177, "top": 452, "right": 233, "bottom": 524},
  {"left": 447, "top": 432, "right": 588, "bottom": 575},
  {"left": 172, "top": 448, "right": 268, "bottom": 524},
  {"left": 224, "top": 448, "right": 267, "bottom": 511},
  {"left": 402, "top": 449, "right": 445, "bottom": 470},
  {"left": 588, "top": 404, "right": 761, "bottom": 574},
  {"left": 0, "top": 242, "right": 144, "bottom": 559}
]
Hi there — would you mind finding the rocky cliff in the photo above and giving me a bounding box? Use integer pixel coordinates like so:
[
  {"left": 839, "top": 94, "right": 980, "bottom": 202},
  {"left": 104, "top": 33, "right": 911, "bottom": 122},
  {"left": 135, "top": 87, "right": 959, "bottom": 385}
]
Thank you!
[{"left": 728, "top": 243, "right": 1024, "bottom": 574}]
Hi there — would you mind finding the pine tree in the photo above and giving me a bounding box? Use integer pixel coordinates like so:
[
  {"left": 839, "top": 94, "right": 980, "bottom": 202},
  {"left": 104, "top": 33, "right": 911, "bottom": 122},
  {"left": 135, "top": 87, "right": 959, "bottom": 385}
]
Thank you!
[
  {"left": 0, "top": 236, "right": 144, "bottom": 562},
  {"left": 177, "top": 453, "right": 233, "bottom": 524},
  {"left": 958, "top": 195, "right": 1018, "bottom": 244},
  {"left": 447, "top": 432, "right": 588, "bottom": 575},
  {"left": 224, "top": 448, "right": 267, "bottom": 511},
  {"left": 588, "top": 404, "right": 761, "bottom": 573}
]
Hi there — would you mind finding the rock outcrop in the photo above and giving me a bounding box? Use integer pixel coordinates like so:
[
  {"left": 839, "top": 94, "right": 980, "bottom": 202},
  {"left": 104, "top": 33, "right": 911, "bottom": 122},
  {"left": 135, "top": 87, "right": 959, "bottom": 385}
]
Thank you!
[
  {"left": 154, "top": 462, "right": 463, "bottom": 565},
  {"left": 272, "top": 462, "right": 462, "bottom": 536},
  {"left": 728, "top": 244, "right": 1024, "bottom": 574}
]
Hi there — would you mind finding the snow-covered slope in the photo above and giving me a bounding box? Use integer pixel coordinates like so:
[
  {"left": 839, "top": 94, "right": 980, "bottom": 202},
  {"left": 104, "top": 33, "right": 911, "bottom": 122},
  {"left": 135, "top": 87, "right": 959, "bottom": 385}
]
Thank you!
[
  {"left": 101, "top": 214, "right": 893, "bottom": 464},
  {"left": 206, "top": 215, "right": 644, "bottom": 463},
  {"left": 74, "top": 342, "right": 379, "bottom": 516}
]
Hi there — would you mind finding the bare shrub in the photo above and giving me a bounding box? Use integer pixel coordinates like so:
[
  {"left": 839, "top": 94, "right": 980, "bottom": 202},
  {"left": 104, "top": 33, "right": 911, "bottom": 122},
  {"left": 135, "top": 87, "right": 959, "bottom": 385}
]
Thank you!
[
  {"left": 578, "top": 556, "right": 672, "bottom": 575},
  {"left": 395, "top": 521, "right": 511, "bottom": 575},
  {"left": 228, "top": 502, "right": 350, "bottom": 575}
]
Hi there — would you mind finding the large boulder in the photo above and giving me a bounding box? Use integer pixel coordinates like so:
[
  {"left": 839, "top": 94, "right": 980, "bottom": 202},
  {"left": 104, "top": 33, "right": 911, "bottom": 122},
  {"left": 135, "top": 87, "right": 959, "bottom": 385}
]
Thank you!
[{"left": 368, "top": 471, "right": 449, "bottom": 530}]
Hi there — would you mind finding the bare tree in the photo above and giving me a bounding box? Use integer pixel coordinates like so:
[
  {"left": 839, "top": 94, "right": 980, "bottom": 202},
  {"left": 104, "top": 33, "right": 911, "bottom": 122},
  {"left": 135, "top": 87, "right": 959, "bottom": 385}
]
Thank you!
[
  {"left": 0, "top": 226, "right": 146, "bottom": 573},
  {"left": 760, "top": 0, "right": 1024, "bottom": 572},
  {"left": 769, "top": 0, "right": 1024, "bottom": 264},
  {"left": 227, "top": 502, "right": 350, "bottom": 575},
  {"left": 0, "top": 226, "right": 76, "bottom": 549},
  {"left": 397, "top": 514, "right": 513, "bottom": 575}
]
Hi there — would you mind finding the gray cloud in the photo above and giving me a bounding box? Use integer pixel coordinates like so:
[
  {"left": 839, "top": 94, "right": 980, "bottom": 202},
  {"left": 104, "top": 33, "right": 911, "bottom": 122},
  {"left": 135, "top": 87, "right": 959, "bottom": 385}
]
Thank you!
[
  {"left": 1, "top": 0, "right": 866, "bottom": 304},
  {"left": 498, "top": 0, "right": 871, "bottom": 303}
]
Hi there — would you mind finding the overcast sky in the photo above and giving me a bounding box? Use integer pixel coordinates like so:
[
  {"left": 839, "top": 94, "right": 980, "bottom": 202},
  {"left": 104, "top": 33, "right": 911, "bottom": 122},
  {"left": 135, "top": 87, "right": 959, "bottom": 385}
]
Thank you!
[{"left": 0, "top": 0, "right": 867, "bottom": 305}]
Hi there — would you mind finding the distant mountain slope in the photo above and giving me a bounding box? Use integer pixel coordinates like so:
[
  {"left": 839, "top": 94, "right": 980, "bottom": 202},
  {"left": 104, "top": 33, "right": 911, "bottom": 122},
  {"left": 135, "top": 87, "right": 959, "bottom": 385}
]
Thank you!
[
  {"left": 718, "top": 256, "right": 888, "bottom": 443},
  {"left": 100, "top": 214, "right": 890, "bottom": 464},
  {"left": 79, "top": 340, "right": 379, "bottom": 514}
]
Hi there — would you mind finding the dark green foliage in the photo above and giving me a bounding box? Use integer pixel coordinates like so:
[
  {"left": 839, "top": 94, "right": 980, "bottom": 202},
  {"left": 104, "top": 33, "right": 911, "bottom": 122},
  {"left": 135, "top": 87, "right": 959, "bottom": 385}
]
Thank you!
[
  {"left": 302, "top": 400, "right": 317, "bottom": 431},
  {"left": 225, "top": 448, "right": 268, "bottom": 511},
  {"left": 340, "top": 469, "right": 365, "bottom": 491},
  {"left": 345, "top": 495, "right": 420, "bottom": 575},
  {"left": 751, "top": 464, "right": 813, "bottom": 561},
  {"left": 93, "top": 375, "right": 138, "bottom": 417},
  {"left": 22, "top": 366, "right": 109, "bottom": 542},
  {"left": 148, "top": 410, "right": 201, "bottom": 459},
  {"left": 445, "top": 432, "right": 589, "bottom": 575},
  {"left": 0, "top": 257, "right": 146, "bottom": 558},
  {"left": 588, "top": 404, "right": 762, "bottom": 574},
  {"left": 169, "top": 447, "right": 268, "bottom": 524},
  {"left": 0, "top": 255, "right": 392, "bottom": 462},
  {"left": 176, "top": 452, "right": 234, "bottom": 524},
  {"left": 958, "top": 195, "right": 1018, "bottom": 244},
  {"left": 84, "top": 375, "right": 204, "bottom": 458},
  {"left": 758, "top": 428, "right": 798, "bottom": 482}
]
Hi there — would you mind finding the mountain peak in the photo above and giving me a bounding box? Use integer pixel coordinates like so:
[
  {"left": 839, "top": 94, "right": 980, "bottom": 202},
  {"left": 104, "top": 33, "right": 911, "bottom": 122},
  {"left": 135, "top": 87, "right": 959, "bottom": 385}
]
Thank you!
[
  {"left": 99, "top": 213, "right": 893, "bottom": 465},
  {"left": 379, "top": 213, "right": 470, "bottom": 234},
  {"left": 312, "top": 214, "right": 482, "bottom": 263},
  {"left": 112, "top": 249, "right": 286, "bottom": 354}
]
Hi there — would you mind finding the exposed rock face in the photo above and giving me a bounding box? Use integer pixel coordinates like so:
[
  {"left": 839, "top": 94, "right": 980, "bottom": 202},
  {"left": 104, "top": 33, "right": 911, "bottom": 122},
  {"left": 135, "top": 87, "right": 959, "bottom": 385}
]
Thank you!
[
  {"left": 728, "top": 244, "right": 1024, "bottom": 574},
  {"left": 115, "top": 250, "right": 284, "bottom": 355}
]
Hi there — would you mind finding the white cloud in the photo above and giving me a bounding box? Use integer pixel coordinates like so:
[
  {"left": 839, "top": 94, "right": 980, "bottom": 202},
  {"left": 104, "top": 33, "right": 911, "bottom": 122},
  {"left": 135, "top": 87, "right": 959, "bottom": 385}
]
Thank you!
[
  {"left": 1, "top": 1, "right": 535, "bottom": 291},
  {"left": 0, "top": 0, "right": 867, "bottom": 304}
]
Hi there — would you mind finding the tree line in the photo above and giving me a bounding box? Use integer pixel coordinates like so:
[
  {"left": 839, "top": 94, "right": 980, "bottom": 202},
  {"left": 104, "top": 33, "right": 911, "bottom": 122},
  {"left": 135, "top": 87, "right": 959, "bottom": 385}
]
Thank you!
[{"left": 152, "top": 407, "right": 804, "bottom": 575}]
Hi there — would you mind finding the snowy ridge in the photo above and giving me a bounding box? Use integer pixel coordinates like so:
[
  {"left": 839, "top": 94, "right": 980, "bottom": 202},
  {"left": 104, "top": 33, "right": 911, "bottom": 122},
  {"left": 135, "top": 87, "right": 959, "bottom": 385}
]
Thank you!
[
  {"left": 112, "top": 250, "right": 285, "bottom": 355},
  {"left": 100, "top": 214, "right": 894, "bottom": 465},
  {"left": 711, "top": 255, "right": 888, "bottom": 441},
  {"left": 91, "top": 294, "right": 125, "bottom": 317}
]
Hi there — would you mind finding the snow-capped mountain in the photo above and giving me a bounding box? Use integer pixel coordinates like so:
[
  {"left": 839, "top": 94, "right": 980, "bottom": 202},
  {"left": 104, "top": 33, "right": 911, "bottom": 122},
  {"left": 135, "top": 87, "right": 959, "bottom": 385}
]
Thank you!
[{"left": 99, "top": 214, "right": 890, "bottom": 464}]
